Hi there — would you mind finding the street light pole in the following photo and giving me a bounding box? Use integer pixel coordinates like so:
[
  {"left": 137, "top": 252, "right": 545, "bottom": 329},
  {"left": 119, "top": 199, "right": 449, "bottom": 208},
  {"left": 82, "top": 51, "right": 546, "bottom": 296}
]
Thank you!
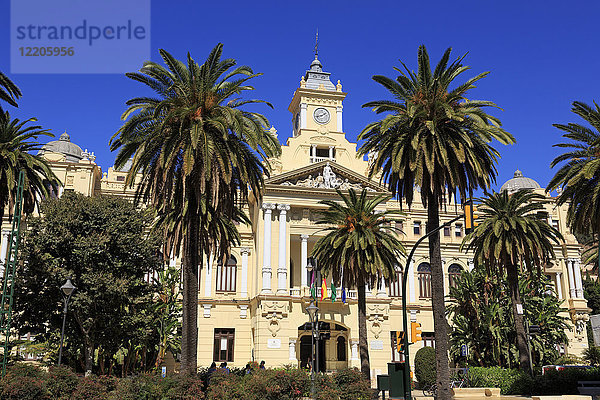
[
  {"left": 58, "top": 278, "right": 75, "bottom": 366},
  {"left": 401, "top": 213, "right": 464, "bottom": 400}
]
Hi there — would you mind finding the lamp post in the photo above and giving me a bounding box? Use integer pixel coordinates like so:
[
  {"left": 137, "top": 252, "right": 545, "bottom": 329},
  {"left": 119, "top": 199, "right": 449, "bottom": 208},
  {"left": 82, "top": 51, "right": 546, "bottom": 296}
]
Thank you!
[
  {"left": 58, "top": 278, "right": 75, "bottom": 366},
  {"left": 306, "top": 300, "right": 319, "bottom": 398},
  {"left": 307, "top": 257, "right": 320, "bottom": 374}
]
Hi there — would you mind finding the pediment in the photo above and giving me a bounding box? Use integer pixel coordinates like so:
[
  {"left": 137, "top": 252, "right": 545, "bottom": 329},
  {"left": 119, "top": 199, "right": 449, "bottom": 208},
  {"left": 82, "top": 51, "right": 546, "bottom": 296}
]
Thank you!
[{"left": 266, "top": 160, "right": 388, "bottom": 193}]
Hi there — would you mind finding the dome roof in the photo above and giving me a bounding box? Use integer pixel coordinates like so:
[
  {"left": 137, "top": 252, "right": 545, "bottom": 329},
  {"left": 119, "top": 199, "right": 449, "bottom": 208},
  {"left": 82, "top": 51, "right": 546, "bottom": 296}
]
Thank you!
[
  {"left": 500, "top": 170, "right": 541, "bottom": 194},
  {"left": 40, "top": 132, "right": 84, "bottom": 163}
]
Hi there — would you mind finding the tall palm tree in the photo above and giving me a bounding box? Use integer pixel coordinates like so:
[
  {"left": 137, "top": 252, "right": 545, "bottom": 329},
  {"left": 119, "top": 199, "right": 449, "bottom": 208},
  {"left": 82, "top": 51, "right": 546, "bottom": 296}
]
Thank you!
[
  {"left": 547, "top": 101, "right": 600, "bottom": 268},
  {"left": 110, "top": 44, "right": 281, "bottom": 373},
  {"left": 0, "top": 111, "right": 60, "bottom": 219},
  {"left": 0, "top": 71, "right": 22, "bottom": 114},
  {"left": 461, "top": 189, "right": 562, "bottom": 370},
  {"left": 311, "top": 188, "right": 405, "bottom": 379},
  {"left": 358, "top": 45, "right": 514, "bottom": 399}
]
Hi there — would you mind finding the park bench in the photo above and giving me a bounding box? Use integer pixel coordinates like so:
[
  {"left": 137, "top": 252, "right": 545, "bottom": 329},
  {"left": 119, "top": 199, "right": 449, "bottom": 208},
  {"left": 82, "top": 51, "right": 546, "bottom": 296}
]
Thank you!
[{"left": 578, "top": 381, "right": 600, "bottom": 399}]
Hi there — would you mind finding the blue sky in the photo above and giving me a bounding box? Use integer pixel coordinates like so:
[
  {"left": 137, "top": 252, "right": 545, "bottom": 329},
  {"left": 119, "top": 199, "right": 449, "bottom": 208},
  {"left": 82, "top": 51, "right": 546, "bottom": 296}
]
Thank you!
[{"left": 1, "top": 0, "right": 599, "bottom": 192}]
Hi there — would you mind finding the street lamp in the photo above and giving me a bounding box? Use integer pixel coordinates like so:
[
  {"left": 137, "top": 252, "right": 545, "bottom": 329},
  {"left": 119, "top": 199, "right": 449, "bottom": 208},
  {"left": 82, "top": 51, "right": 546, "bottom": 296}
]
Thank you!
[
  {"left": 58, "top": 278, "right": 75, "bottom": 366},
  {"left": 306, "top": 300, "right": 319, "bottom": 399}
]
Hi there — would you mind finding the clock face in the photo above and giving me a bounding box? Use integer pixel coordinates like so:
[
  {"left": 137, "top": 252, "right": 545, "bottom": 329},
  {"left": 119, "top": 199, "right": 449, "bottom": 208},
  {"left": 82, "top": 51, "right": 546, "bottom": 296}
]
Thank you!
[{"left": 313, "top": 107, "right": 330, "bottom": 124}]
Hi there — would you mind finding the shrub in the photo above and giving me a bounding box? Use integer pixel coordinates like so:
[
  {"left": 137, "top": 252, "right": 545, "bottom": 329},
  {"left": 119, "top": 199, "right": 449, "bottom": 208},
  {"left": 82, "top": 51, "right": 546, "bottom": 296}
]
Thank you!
[
  {"left": 163, "top": 374, "right": 204, "bottom": 400},
  {"left": 414, "top": 346, "right": 436, "bottom": 388},
  {"left": 467, "top": 367, "right": 531, "bottom": 395},
  {"left": 333, "top": 368, "right": 371, "bottom": 400},
  {"left": 0, "top": 363, "right": 49, "bottom": 400},
  {"left": 46, "top": 365, "right": 78, "bottom": 399},
  {"left": 205, "top": 370, "right": 242, "bottom": 400},
  {"left": 584, "top": 346, "right": 600, "bottom": 366},
  {"left": 108, "top": 374, "right": 164, "bottom": 400},
  {"left": 72, "top": 375, "right": 117, "bottom": 400}
]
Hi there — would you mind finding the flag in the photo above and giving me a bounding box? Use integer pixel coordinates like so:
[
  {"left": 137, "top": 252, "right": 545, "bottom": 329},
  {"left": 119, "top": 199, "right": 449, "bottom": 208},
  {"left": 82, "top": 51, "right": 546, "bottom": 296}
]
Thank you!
[
  {"left": 331, "top": 281, "right": 337, "bottom": 302},
  {"left": 341, "top": 283, "right": 346, "bottom": 304},
  {"left": 321, "top": 277, "right": 327, "bottom": 300},
  {"left": 310, "top": 270, "right": 316, "bottom": 298}
]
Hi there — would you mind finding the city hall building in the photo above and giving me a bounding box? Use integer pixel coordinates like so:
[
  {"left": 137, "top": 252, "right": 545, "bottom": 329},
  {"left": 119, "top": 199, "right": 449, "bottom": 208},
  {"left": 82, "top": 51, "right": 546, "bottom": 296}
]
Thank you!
[{"left": 12, "top": 55, "right": 590, "bottom": 376}]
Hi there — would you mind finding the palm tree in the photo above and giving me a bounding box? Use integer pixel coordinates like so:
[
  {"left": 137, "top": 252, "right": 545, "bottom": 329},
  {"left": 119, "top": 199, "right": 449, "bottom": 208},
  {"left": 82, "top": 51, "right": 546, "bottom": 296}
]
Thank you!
[
  {"left": 358, "top": 45, "right": 514, "bottom": 398},
  {"left": 461, "top": 189, "right": 562, "bottom": 370},
  {"left": 0, "top": 111, "right": 60, "bottom": 219},
  {"left": 311, "top": 188, "right": 405, "bottom": 379},
  {"left": 0, "top": 71, "right": 22, "bottom": 114},
  {"left": 110, "top": 44, "right": 281, "bottom": 373},
  {"left": 547, "top": 101, "right": 600, "bottom": 269}
]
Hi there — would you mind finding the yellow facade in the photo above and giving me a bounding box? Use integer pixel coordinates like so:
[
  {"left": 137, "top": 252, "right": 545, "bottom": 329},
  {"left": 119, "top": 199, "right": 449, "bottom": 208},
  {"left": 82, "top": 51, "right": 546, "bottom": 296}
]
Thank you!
[{"left": 13, "top": 55, "right": 590, "bottom": 381}]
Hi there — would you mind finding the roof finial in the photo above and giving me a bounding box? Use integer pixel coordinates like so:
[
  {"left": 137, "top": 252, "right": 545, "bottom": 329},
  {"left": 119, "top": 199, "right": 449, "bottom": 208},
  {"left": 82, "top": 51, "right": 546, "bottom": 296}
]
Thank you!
[{"left": 314, "top": 29, "right": 319, "bottom": 59}]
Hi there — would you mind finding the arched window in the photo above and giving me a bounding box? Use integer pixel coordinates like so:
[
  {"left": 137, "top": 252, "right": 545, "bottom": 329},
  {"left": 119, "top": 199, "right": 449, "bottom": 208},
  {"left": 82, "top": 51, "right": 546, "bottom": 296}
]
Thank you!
[
  {"left": 448, "top": 264, "right": 464, "bottom": 289},
  {"left": 337, "top": 336, "right": 347, "bottom": 361},
  {"left": 418, "top": 263, "right": 432, "bottom": 299},
  {"left": 389, "top": 264, "right": 403, "bottom": 297},
  {"left": 216, "top": 255, "right": 237, "bottom": 293}
]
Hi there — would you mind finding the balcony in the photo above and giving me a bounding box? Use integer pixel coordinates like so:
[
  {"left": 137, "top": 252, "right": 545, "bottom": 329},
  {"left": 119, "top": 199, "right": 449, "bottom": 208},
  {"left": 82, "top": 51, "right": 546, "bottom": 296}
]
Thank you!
[{"left": 310, "top": 156, "right": 335, "bottom": 163}]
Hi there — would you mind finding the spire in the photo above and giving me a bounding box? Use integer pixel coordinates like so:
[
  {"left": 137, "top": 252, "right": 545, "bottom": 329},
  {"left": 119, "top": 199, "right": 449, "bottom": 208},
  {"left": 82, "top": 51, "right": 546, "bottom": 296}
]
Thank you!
[{"left": 314, "top": 29, "right": 319, "bottom": 59}]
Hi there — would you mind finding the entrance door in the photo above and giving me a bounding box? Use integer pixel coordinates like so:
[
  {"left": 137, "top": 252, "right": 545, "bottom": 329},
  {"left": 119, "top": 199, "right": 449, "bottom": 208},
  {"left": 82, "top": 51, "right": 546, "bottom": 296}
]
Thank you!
[{"left": 298, "top": 334, "right": 326, "bottom": 372}]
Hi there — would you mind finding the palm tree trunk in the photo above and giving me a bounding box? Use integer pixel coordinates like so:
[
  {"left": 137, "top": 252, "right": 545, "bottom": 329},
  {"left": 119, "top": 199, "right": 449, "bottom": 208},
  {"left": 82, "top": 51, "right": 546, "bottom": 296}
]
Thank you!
[
  {"left": 426, "top": 194, "right": 451, "bottom": 400},
  {"left": 357, "top": 276, "right": 371, "bottom": 381},
  {"left": 506, "top": 264, "right": 529, "bottom": 370},
  {"left": 181, "top": 197, "right": 200, "bottom": 374}
]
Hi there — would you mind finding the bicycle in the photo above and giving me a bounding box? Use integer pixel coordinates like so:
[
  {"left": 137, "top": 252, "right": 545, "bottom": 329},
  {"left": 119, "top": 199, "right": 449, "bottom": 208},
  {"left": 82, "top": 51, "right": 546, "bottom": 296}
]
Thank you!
[{"left": 422, "top": 376, "right": 468, "bottom": 398}]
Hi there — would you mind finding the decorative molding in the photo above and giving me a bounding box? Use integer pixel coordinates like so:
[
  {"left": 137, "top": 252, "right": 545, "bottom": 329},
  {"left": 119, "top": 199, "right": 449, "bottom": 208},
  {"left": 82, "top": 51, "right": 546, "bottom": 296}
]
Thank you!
[
  {"left": 262, "top": 202, "right": 276, "bottom": 211},
  {"left": 202, "top": 304, "right": 212, "bottom": 318},
  {"left": 239, "top": 305, "right": 248, "bottom": 319}
]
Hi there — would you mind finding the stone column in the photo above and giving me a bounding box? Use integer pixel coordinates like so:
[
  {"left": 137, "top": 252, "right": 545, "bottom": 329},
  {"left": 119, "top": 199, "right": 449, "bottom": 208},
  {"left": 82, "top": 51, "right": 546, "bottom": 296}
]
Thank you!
[
  {"left": 574, "top": 259, "right": 584, "bottom": 299},
  {"left": 408, "top": 259, "right": 416, "bottom": 303},
  {"left": 204, "top": 254, "right": 213, "bottom": 297},
  {"left": 300, "top": 103, "right": 307, "bottom": 129},
  {"left": 277, "top": 204, "right": 290, "bottom": 294},
  {"left": 566, "top": 259, "right": 576, "bottom": 298},
  {"left": 555, "top": 272, "right": 563, "bottom": 300},
  {"left": 289, "top": 339, "right": 297, "bottom": 361},
  {"left": 336, "top": 106, "right": 343, "bottom": 132},
  {"left": 328, "top": 145, "right": 335, "bottom": 160},
  {"left": 241, "top": 248, "right": 250, "bottom": 298},
  {"left": 377, "top": 277, "right": 387, "bottom": 298},
  {"left": 301, "top": 234, "right": 309, "bottom": 287},
  {"left": 262, "top": 203, "right": 275, "bottom": 294},
  {"left": 311, "top": 144, "right": 317, "bottom": 163}
]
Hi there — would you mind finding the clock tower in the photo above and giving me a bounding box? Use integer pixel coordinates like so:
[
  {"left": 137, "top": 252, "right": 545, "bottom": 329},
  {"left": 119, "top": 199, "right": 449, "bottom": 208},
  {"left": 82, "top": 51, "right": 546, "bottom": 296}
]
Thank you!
[
  {"left": 288, "top": 55, "right": 346, "bottom": 138},
  {"left": 270, "top": 54, "right": 367, "bottom": 175}
]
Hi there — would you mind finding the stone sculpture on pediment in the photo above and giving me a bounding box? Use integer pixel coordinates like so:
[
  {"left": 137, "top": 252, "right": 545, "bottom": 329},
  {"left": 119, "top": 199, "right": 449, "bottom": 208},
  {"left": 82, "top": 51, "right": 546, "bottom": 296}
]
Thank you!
[{"left": 278, "top": 163, "right": 375, "bottom": 192}]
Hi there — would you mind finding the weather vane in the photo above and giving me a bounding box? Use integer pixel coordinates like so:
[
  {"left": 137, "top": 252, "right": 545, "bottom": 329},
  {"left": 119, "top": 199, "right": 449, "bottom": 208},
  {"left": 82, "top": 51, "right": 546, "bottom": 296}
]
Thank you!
[{"left": 314, "top": 29, "right": 319, "bottom": 58}]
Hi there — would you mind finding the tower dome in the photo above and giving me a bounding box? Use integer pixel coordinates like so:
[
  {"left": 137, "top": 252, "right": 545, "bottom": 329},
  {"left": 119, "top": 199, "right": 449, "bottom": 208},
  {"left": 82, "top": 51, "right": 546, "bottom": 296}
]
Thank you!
[
  {"left": 500, "top": 170, "right": 541, "bottom": 194},
  {"left": 39, "top": 132, "right": 84, "bottom": 163}
]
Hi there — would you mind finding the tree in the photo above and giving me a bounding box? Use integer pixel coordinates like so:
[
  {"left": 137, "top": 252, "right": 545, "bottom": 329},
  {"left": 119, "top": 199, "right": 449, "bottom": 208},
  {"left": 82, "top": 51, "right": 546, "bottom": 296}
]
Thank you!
[
  {"left": 110, "top": 44, "right": 280, "bottom": 373},
  {"left": 448, "top": 268, "right": 569, "bottom": 368},
  {"left": 0, "top": 111, "right": 60, "bottom": 220},
  {"left": 548, "top": 101, "right": 600, "bottom": 270},
  {"left": 461, "top": 189, "right": 563, "bottom": 370},
  {"left": 152, "top": 267, "right": 182, "bottom": 370},
  {"left": 0, "top": 71, "right": 21, "bottom": 113},
  {"left": 358, "top": 45, "right": 514, "bottom": 398},
  {"left": 311, "top": 188, "right": 405, "bottom": 379},
  {"left": 14, "top": 193, "right": 163, "bottom": 375}
]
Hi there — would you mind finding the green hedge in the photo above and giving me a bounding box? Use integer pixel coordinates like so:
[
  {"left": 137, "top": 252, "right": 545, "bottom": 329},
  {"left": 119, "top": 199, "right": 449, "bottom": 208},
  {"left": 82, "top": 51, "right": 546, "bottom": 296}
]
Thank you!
[
  {"left": 467, "top": 366, "right": 600, "bottom": 395},
  {"left": 0, "top": 363, "right": 370, "bottom": 400}
]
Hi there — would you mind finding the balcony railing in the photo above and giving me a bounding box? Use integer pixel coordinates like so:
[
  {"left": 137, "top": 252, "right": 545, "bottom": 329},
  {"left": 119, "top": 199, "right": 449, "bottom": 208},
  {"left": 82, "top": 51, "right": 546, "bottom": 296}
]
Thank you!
[{"left": 310, "top": 156, "right": 336, "bottom": 163}]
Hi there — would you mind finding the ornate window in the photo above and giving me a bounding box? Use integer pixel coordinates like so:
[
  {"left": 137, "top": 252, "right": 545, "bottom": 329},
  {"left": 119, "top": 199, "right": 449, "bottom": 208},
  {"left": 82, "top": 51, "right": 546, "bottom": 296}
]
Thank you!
[
  {"left": 216, "top": 256, "right": 237, "bottom": 293},
  {"left": 418, "top": 263, "right": 432, "bottom": 299},
  {"left": 413, "top": 222, "right": 421, "bottom": 235},
  {"left": 213, "top": 328, "right": 235, "bottom": 362},
  {"left": 422, "top": 332, "right": 435, "bottom": 348},
  {"left": 448, "top": 264, "right": 464, "bottom": 289}
]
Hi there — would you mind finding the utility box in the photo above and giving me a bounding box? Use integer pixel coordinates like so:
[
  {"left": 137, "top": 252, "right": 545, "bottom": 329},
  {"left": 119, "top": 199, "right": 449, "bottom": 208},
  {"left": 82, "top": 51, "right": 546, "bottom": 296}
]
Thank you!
[{"left": 388, "top": 362, "right": 406, "bottom": 399}]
